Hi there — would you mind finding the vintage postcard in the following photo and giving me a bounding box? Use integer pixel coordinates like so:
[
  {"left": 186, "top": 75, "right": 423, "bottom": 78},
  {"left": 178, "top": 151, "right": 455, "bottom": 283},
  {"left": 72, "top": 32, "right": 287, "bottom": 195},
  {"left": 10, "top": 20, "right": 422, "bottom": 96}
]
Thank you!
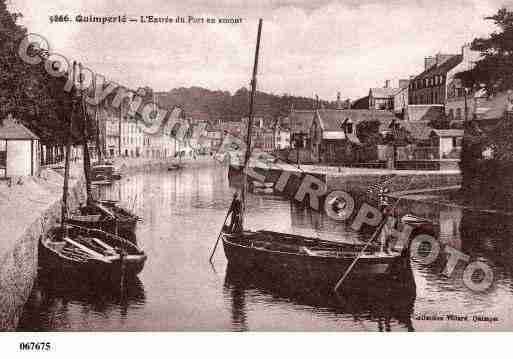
[{"left": 1, "top": 0, "right": 513, "bottom": 347}]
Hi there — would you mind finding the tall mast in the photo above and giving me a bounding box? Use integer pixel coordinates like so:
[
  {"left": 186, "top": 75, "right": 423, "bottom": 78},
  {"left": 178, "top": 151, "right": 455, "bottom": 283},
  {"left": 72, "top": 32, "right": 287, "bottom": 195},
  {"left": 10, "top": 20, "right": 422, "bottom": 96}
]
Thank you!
[
  {"left": 93, "top": 74, "right": 102, "bottom": 163},
  {"left": 61, "top": 61, "right": 77, "bottom": 227},
  {"left": 241, "top": 19, "right": 263, "bottom": 225},
  {"left": 118, "top": 102, "right": 122, "bottom": 156},
  {"left": 79, "top": 63, "right": 93, "bottom": 204}
]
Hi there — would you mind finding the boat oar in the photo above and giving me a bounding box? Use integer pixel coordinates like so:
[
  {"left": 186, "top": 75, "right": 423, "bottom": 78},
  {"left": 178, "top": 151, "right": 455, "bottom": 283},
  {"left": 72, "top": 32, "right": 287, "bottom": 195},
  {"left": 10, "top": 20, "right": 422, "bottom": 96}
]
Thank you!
[
  {"left": 209, "top": 210, "right": 231, "bottom": 263},
  {"left": 334, "top": 218, "right": 387, "bottom": 293},
  {"left": 334, "top": 194, "right": 408, "bottom": 293}
]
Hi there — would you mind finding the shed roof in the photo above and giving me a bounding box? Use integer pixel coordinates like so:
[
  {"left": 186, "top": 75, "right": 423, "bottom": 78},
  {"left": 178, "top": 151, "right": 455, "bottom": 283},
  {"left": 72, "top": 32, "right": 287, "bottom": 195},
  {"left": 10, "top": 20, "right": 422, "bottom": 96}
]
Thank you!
[
  {"left": 431, "top": 129, "right": 464, "bottom": 137},
  {"left": 0, "top": 115, "right": 39, "bottom": 140}
]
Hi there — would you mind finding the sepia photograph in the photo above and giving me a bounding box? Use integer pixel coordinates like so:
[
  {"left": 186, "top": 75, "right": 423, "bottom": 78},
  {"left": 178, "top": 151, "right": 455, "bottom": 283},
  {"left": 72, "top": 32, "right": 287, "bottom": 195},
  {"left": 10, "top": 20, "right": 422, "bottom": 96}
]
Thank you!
[{"left": 1, "top": 0, "right": 513, "bottom": 355}]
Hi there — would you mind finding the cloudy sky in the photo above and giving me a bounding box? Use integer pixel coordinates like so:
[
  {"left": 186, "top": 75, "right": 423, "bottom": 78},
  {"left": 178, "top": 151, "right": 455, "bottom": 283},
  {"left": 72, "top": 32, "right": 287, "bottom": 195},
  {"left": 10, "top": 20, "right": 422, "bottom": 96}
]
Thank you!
[{"left": 8, "top": 0, "right": 512, "bottom": 101}]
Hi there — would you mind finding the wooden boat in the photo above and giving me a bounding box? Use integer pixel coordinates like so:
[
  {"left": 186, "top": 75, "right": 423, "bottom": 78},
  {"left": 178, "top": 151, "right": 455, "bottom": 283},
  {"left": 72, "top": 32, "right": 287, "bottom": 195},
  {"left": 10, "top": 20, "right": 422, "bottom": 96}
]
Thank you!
[
  {"left": 209, "top": 22, "right": 415, "bottom": 295},
  {"left": 40, "top": 224, "right": 147, "bottom": 279},
  {"left": 67, "top": 200, "right": 139, "bottom": 242},
  {"left": 91, "top": 162, "right": 122, "bottom": 182},
  {"left": 221, "top": 229, "right": 411, "bottom": 290}
]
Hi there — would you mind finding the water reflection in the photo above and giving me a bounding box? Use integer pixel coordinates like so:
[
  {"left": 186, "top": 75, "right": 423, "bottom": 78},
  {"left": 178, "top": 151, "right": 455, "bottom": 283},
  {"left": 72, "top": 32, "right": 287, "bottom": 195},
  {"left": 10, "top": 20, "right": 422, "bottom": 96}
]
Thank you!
[
  {"left": 223, "top": 264, "right": 416, "bottom": 331},
  {"left": 18, "top": 270, "right": 145, "bottom": 331},
  {"left": 19, "top": 164, "right": 513, "bottom": 331}
]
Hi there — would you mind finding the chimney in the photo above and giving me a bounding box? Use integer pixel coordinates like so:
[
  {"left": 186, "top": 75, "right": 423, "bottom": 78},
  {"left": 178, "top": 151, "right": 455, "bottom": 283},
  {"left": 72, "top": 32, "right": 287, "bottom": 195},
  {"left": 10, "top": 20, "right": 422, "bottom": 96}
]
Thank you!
[
  {"left": 384, "top": 80, "right": 391, "bottom": 88},
  {"left": 336, "top": 92, "right": 341, "bottom": 110},
  {"left": 424, "top": 56, "right": 436, "bottom": 70}
]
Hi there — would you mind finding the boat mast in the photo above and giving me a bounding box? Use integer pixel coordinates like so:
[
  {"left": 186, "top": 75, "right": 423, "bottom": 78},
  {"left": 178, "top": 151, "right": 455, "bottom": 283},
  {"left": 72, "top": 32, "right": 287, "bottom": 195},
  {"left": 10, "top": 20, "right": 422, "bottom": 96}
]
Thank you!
[
  {"left": 94, "top": 74, "right": 102, "bottom": 163},
  {"left": 241, "top": 19, "right": 263, "bottom": 226},
  {"left": 79, "top": 63, "right": 93, "bottom": 204},
  {"left": 61, "top": 61, "right": 77, "bottom": 227}
]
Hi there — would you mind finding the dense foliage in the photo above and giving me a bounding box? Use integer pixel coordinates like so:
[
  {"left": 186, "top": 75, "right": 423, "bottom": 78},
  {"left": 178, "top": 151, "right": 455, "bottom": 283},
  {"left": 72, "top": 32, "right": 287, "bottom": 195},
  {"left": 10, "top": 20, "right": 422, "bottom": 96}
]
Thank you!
[
  {"left": 0, "top": 0, "right": 87, "bottom": 143},
  {"left": 156, "top": 87, "right": 342, "bottom": 123},
  {"left": 465, "top": 8, "right": 513, "bottom": 93}
]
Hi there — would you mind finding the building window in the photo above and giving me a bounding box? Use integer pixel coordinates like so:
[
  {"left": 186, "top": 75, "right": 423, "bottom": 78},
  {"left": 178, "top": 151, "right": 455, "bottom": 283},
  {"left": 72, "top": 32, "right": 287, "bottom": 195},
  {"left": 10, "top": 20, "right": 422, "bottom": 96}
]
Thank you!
[{"left": 456, "top": 108, "right": 462, "bottom": 120}]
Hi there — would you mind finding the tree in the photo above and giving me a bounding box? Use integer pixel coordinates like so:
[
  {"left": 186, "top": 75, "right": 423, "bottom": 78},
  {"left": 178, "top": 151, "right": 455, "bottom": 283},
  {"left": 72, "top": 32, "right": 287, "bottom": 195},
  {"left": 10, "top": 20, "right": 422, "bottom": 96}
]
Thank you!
[
  {"left": 355, "top": 119, "right": 382, "bottom": 162},
  {"left": 0, "top": 0, "right": 84, "bottom": 144},
  {"left": 467, "top": 8, "right": 513, "bottom": 94}
]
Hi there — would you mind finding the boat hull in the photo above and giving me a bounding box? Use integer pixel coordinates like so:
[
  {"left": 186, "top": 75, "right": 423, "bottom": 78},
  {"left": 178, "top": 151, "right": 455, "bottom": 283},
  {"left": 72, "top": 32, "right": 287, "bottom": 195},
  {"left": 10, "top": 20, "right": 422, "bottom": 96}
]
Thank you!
[
  {"left": 66, "top": 218, "right": 137, "bottom": 241},
  {"left": 67, "top": 201, "right": 138, "bottom": 243},
  {"left": 39, "top": 225, "right": 147, "bottom": 280},
  {"left": 39, "top": 243, "right": 146, "bottom": 279},
  {"left": 222, "top": 231, "right": 413, "bottom": 291}
]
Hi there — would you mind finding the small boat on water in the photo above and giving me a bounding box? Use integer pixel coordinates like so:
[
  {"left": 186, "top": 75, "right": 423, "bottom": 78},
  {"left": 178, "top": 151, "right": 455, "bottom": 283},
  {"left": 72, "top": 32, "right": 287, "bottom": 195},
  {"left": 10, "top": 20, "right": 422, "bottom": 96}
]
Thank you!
[
  {"left": 91, "top": 162, "right": 122, "bottom": 183},
  {"left": 67, "top": 200, "right": 140, "bottom": 243},
  {"left": 211, "top": 21, "right": 415, "bottom": 294},
  {"left": 222, "top": 229, "right": 411, "bottom": 290},
  {"left": 41, "top": 63, "right": 147, "bottom": 280},
  {"left": 40, "top": 224, "right": 147, "bottom": 279}
]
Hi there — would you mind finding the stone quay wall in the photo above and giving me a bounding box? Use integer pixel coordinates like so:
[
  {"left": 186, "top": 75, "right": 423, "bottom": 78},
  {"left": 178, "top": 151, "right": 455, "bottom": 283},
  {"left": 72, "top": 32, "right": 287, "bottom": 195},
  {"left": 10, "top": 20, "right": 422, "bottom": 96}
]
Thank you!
[{"left": 0, "top": 156, "right": 209, "bottom": 331}]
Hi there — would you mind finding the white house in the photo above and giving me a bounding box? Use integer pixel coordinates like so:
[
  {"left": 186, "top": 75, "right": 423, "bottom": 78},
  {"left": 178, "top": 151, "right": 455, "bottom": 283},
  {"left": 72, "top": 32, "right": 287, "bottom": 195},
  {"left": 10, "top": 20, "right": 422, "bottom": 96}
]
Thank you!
[
  {"left": 430, "top": 129, "right": 463, "bottom": 159},
  {"left": 0, "top": 115, "right": 40, "bottom": 177}
]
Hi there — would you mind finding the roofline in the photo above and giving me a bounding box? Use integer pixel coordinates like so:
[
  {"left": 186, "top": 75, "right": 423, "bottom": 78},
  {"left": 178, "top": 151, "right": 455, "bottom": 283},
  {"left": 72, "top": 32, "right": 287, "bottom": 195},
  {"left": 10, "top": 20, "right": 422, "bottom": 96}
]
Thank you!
[
  {"left": 411, "top": 54, "right": 462, "bottom": 80},
  {"left": 0, "top": 137, "right": 39, "bottom": 140}
]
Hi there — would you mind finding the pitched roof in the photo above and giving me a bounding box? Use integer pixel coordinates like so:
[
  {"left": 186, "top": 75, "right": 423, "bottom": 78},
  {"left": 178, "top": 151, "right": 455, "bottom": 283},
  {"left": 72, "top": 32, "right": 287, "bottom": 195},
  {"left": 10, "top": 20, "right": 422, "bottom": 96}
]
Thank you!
[
  {"left": 431, "top": 129, "right": 464, "bottom": 137},
  {"left": 0, "top": 116, "right": 39, "bottom": 140},
  {"left": 289, "top": 110, "right": 315, "bottom": 134},
  {"left": 316, "top": 109, "right": 397, "bottom": 133},
  {"left": 414, "top": 55, "right": 462, "bottom": 80},
  {"left": 370, "top": 87, "right": 401, "bottom": 98}
]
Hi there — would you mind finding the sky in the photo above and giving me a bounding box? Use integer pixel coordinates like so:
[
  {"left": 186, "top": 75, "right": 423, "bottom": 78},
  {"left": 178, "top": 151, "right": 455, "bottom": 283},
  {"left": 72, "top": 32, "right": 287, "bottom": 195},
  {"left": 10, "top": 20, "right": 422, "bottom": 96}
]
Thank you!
[{"left": 7, "top": 0, "right": 513, "bottom": 101}]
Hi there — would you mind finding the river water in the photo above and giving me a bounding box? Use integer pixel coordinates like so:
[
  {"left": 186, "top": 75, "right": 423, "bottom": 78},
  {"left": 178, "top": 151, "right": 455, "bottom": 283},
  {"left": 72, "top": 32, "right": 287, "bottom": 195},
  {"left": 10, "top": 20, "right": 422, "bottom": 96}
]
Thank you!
[{"left": 18, "top": 162, "right": 513, "bottom": 331}]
